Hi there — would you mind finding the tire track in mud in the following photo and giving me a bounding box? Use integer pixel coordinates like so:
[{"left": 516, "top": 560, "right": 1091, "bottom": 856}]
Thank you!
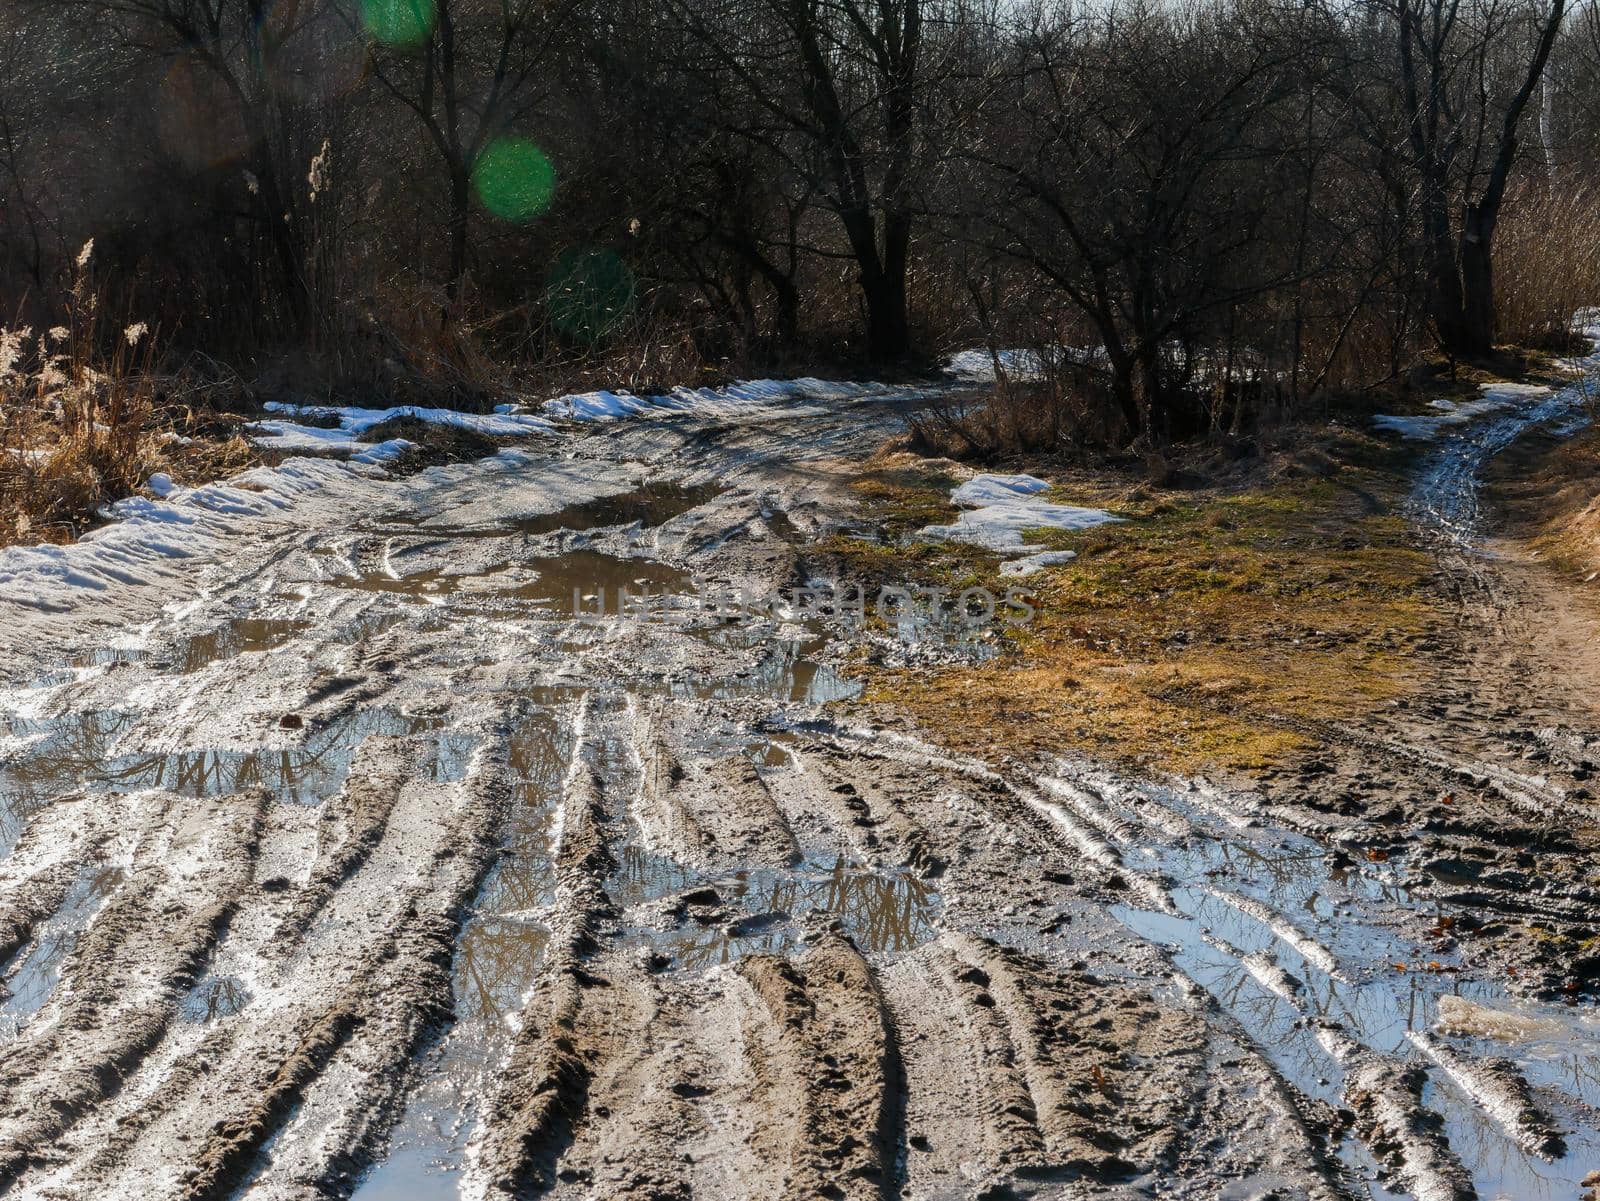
[
  {"left": 5, "top": 388, "right": 1599, "bottom": 1200},
  {"left": 2, "top": 730, "right": 513, "bottom": 1200},
  {"left": 0, "top": 789, "right": 265, "bottom": 1188},
  {"left": 0, "top": 794, "right": 115, "bottom": 972},
  {"left": 466, "top": 702, "right": 618, "bottom": 1200}
]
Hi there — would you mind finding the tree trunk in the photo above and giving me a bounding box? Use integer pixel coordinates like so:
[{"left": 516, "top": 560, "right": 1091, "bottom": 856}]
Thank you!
[
  {"left": 1422, "top": 189, "right": 1474, "bottom": 358},
  {"left": 838, "top": 203, "right": 910, "bottom": 361},
  {"left": 772, "top": 277, "right": 799, "bottom": 348},
  {"left": 447, "top": 165, "right": 470, "bottom": 299},
  {"left": 1458, "top": 205, "right": 1496, "bottom": 355},
  {"left": 862, "top": 270, "right": 909, "bottom": 361}
]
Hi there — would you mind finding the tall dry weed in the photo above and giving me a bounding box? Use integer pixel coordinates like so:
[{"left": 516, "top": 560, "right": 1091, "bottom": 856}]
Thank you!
[
  {"left": 1495, "top": 179, "right": 1600, "bottom": 352},
  {"left": 0, "top": 242, "right": 171, "bottom": 543}
]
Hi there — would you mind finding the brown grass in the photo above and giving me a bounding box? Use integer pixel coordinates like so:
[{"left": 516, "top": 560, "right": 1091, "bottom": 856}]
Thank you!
[
  {"left": 838, "top": 430, "right": 1441, "bottom": 773},
  {"left": 1495, "top": 179, "right": 1600, "bottom": 353},
  {"left": 0, "top": 243, "right": 259, "bottom": 546}
]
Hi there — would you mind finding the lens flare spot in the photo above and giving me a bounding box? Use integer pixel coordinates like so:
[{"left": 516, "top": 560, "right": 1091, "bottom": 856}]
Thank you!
[
  {"left": 472, "top": 138, "right": 556, "bottom": 223},
  {"left": 361, "top": 0, "right": 437, "bottom": 47},
  {"left": 545, "top": 249, "right": 636, "bottom": 342}
]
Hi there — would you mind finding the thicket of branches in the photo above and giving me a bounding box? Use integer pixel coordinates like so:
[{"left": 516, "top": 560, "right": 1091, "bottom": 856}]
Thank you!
[{"left": 3, "top": 0, "right": 1600, "bottom": 449}]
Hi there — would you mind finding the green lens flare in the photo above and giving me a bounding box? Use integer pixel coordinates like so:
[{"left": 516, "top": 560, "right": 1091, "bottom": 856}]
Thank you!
[
  {"left": 545, "top": 249, "right": 635, "bottom": 343},
  {"left": 472, "top": 138, "right": 556, "bottom": 223},
  {"left": 361, "top": 0, "right": 437, "bottom": 48}
]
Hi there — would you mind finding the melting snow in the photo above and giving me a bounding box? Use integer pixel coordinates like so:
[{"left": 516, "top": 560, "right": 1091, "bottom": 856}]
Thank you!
[
  {"left": 1000, "top": 550, "right": 1079, "bottom": 577},
  {"left": 542, "top": 377, "right": 909, "bottom": 422},
  {"left": 1373, "top": 382, "right": 1555, "bottom": 441},
  {"left": 254, "top": 402, "right": 556, "bottom": 452},
  {"left": 921, "top": 472, "right": 1121, "bottom": 555}
]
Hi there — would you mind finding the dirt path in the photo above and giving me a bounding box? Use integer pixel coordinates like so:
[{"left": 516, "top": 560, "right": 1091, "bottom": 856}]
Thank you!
[{"left": 0, "top": 384, "right": 1596, "bottom": 1200}]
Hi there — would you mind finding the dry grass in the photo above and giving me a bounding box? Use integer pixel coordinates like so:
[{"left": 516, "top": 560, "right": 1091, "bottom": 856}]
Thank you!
[
  {"left": 1484, "top": 415, "right": 1600, "bottom": 580},
  {"left": 838, "top": 431, "right": 1440, "bottom": 772},
  {"left": 0, "top": 243, "right": 256, "bottom": 546},
  {"left": 1495, "top": 179, "right": 1600, "bottom": 353}
]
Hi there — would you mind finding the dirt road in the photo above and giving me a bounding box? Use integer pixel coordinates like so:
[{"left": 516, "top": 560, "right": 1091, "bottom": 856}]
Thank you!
[{"left": 0, "top": 382, "right": 1596, "bottom": 1200}]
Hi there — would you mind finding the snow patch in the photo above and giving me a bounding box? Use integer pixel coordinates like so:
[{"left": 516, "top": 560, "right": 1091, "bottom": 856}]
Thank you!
[
  {"left": 350, "top": 438, "right": 416, "bottom": 465},
  {"left": 542, "top": 376, "right": 910, "bottom": 423},
  {"left": 942, "top": 346, "right": 1111, "bottom": 383},
  {"left": 1373, "top": 381, "right": 1554, "bottom": 441},
  {"left": 0, "top": 457, "right": 392, "bottom": 612},
  {"left": 921, "top": 472, "right": 1121, "bottom": 555},
  {"left": 256, "top": 402, "right": 555, "bottom": 450},
  {"left": 944, "top": 349, "right": 1046, "bottom": 382},
  {"left": 1000, "top": 550, "right": 1079, "bottom": 577}
]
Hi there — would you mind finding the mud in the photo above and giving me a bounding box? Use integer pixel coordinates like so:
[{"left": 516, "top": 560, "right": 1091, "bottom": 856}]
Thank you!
[{"left": 0, "top": 379, "right": 1596, "bottom": 1200}]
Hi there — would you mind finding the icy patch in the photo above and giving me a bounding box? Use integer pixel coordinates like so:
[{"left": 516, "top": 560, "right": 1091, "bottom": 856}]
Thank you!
[
  {"left": 921, "top": 472, "right": 1121, "bottom": 554},
  {"left": 1374, "top": 381, "right": 1554, "bottom": 441},
  {"left": 542, "top": 377, "right": 909, "bottom": 424}
]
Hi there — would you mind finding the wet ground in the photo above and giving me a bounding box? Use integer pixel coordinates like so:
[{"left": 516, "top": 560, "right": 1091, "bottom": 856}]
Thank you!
[{"left": 0, "top": 380, "right": 1596, "bottom": 1200}]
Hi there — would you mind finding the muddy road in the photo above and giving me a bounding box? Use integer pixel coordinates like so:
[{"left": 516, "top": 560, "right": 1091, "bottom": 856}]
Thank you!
[{"left": 0, "top": 380, "right": 1597, "bottom": 1201}]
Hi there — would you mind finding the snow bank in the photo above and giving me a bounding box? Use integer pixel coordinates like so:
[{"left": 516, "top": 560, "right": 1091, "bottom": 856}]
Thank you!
[
  {"left": 251, "top": 377, "right": 919, "bottom": 452},
  {"left": 921, "top": 472, "right": 1121, "bottom": 555},
  {"left": 0, "top": 456, "right": 397, "bottom": 613},
  {"left": 255, "top": 401, "right": 556, "bottom": 452}
]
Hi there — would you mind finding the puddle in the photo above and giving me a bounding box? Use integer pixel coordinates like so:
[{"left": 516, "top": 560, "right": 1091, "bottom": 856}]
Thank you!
[
  {"left": 67, "top": 618, "right": 310, "bottom": 675},
  {"left": 614, "top": 849, "right": 939, "bottom": 969},
  {"left": 508, "top": 481, "right": 724, "bottom": 537},
  {"left": 1105, "top": 781, "right": 1600, "bottom": 1200},
  {"left": 1, "top": 707, "right": 476, "bottom": 814},
  {"left": 679, "top": 631, "right": 863, "bottom": 704},
  {"left": 357, "top": 481, "right": 724, "bottom": 540},
  {"left": 0, "top": 864, "right": 125, "bottom": 1038},
  {"left": 329, "top": 549, "right": 696, "bottom": 621},
  {"left": 349, "top": 708, "right": 572, "bottom": 1201},
  {"left": 169, "top": 618, "right": 310, "bottom": 672},
  {"left": 180, "top": 974, "right": 251, "bottom": 1022}
]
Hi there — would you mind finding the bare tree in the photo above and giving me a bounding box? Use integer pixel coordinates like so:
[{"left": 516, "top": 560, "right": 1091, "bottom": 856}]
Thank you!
[
  {"left": 1380, "top": 0, "right": 1567, "bottom": 356},
  {"left": 367, "top": 0, "right": 579, "bottom": 297},
  {"left": 664, "top": 0, "right": 932, "bottom": 359}
]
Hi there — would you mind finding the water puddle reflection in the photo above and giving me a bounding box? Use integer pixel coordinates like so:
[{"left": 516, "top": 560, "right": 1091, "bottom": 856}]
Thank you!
[
  {"left": 1108, "top": 782, "right": 1600, "bottom": 1200},
  {"left": 350, "top": 708, "right": 571, "bottom": 1201},
  {"left": 2, "top": 707, "right": 477, "bottom": 817},
  {"left": 0, "top": 863, "right": 125, "bottom": 1038},
  {"left": 615, "top": 849, "right": 938, "bottom": 968}
]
